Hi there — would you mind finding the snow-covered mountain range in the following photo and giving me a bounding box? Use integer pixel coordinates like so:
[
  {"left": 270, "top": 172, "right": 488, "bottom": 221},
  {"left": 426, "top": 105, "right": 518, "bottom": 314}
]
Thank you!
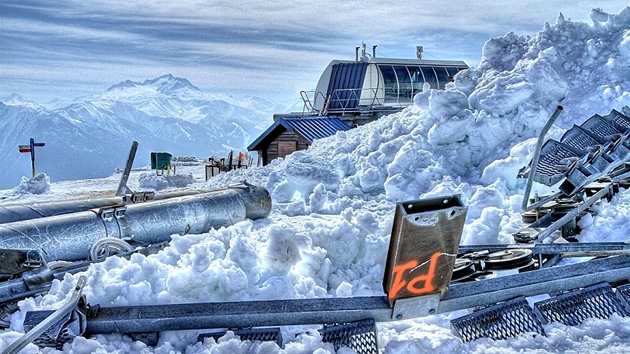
[{"left": 0, "top": 75, "right": 280, "bottom": 189}]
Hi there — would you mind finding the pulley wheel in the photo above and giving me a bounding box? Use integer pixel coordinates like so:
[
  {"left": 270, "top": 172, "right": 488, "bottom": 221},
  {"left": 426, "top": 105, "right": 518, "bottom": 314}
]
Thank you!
[
  {"left": 521, "top": 210, "right": 546, "bottom": 224},
  {"left": 484, "top": 249, "right": 533, "bottom": 270},
  {"left": 452, "top": 258, "right": 476, "bottom": 282}
]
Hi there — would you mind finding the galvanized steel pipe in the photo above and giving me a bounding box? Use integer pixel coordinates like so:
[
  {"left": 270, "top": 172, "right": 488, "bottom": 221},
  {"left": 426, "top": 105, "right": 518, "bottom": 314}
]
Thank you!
[
  {"left": 0, "top": 184, "right": 271, "bottom": 262},
  {"left": 0, "top": 190, "right": 206, "bottom": 225}
]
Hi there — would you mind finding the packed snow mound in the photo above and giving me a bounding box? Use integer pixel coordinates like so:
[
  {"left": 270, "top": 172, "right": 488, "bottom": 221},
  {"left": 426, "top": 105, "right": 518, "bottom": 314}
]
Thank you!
[
  {"left": 206, "top": 7, "right": 630, "bottom": 244},
  {"left": 14, "top": 173, "right": 50, "bottom": 195}
]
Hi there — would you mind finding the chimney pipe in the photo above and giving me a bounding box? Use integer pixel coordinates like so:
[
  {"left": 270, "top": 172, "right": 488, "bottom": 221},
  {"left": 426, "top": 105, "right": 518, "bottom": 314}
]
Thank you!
[
  {"left": 372, "top": 45, "right": 377, "bottom": 58},
  {"left": 356, "top": 46, "right": 360, "bottom": 62}
]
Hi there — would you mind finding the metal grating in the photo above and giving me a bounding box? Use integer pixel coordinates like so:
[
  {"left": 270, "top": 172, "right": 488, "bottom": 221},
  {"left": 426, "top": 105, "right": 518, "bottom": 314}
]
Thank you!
[
  {"left": 198, "top": 327, "right": 283, "bottom": 346},
  {"left": 534, "top": 140, "right": 585, "bottom": 186},
  {"left": 534, "top": 283, "right": 626, "bottom": 326},
  {"left": 561, "top": 126, "right": 603, "bottom": 152},
  {"left": 320, "top": 319, "right": 378, "bottom": 354},
  {"left": 581, "top": 116, "right": 623, "bottom": 143},
  {"left": 616, "top": 283, "right": 630, "bottom": 316},
  {"left": 451, "top": 297, "right": 544, "bottom": 342},
  {"left": 601, "top": 110, "right": 630, "bottom": 132}
]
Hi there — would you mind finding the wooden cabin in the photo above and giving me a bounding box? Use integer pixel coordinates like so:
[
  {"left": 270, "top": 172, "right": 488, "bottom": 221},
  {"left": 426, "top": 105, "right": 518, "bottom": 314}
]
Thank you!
[{"left": 248, "top": 116, "right": 350, "bottom": 166}]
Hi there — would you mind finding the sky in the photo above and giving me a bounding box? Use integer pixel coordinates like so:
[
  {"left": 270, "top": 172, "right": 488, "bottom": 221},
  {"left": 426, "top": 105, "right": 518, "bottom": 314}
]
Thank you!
[{"left": 0, "top": 0, "right": 628, "bottom": 105}]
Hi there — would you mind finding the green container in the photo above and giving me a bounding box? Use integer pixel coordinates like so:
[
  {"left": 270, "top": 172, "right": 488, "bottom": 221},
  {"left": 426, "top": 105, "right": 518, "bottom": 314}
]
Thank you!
[{"left": 150, "top": 152, "right": 172, "bottom": 170}]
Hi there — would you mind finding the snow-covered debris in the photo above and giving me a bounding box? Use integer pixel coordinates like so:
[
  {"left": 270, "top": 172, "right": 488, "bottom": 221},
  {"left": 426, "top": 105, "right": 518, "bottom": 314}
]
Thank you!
[
  {"left": 0, "top": 6, "right": 629, "bottom": 354},
  {"left": 14, "top": 173, "right": 51, "bottom": 195},
  {"left": 138, "top": 172, "right": 195, "bottom": 190}
]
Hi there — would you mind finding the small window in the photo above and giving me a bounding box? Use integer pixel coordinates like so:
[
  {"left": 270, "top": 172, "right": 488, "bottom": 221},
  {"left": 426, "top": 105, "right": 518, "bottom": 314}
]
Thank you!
[
  {"left": 394, "top": 66, "right": 413, "bottom": 102},
  {"left": 409, "top": 66, "right": 425, "bottom": 95},
  {"left": 420, "top": 67, "right": 438, "bottom": 90},
  {"left": 378, "top": 65, "right": 399, "bottom": 103},
  {"left": 277, "top": 141, "right": 297, "bottom": 158},
  {"left": 434, "top": 67, "right": 450, "bottom": 89}
]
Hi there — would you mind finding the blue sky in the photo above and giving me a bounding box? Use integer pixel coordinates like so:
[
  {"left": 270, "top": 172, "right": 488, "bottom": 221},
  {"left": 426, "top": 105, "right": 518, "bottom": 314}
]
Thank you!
[{"left": 1, "top": 1, "right": 627, "bottom": 105}]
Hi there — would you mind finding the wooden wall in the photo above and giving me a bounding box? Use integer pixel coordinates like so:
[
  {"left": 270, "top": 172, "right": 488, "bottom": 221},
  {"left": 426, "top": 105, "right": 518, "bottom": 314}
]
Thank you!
[{"left": 257, "top": 131, "right": 310, "bottom": 165}]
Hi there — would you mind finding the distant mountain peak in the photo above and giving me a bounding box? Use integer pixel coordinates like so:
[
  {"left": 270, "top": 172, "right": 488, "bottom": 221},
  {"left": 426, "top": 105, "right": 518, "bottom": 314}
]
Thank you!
[
  {"left": 106, "top": 74, "right": 201, "bottom": 94},
  {"left": 4, "top": 93, "right": 24, "bottom": 101}
]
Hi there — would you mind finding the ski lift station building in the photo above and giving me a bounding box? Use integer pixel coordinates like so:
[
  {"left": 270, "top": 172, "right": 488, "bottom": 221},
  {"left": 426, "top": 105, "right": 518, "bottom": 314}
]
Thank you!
[{"left": 249, "top": 45, "right": 468, "bottom": 165}]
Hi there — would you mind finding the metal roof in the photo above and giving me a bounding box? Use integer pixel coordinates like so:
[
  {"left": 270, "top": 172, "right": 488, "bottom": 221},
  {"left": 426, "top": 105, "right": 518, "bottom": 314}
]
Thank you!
[{"left": 248, "top": 116, "right": 351, "bottom": 151}]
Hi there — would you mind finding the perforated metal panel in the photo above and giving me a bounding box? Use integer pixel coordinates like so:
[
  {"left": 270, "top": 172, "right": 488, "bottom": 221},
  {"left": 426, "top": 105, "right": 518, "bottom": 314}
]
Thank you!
[
  {"left": 320, "top": 319, "right": 378, "bottom": 354},
  {"left": 561, "top": 126, "right": 604, "bottom": 152},
  {"left": 581, "top": 116, "right": 623, "bottom": 143},
  {"left": 451, "top": 297, "right": 544, "bottom": 342},
  {"left": 534, "top": 283, "right": 626, "bottom": 326},
  {"left": 601, "top": 110, "right": 630, "bottom": 132},
  {"left": 533, "top": 140, "right": 585, "bottom": 186},
  {"left": 615, "top": 283, "right": 630, "bottom": 316},
  {"left": 197, "top": 327, "right": 283, "bottom": 346}
]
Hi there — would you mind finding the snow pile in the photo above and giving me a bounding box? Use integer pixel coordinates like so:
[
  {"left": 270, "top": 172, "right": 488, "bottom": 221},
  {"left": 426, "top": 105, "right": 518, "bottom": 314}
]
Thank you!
[
  {"left": 207, "top": 7, "right": 630, "bottom": 245},
  {"left": 14, "top": 173, "right": 51, "bottom": 195},
  {"left": 1, "top": 6, "right": 630, "bottom": 354},
  {"left": 138, "top": 172, "right": 195, "bottom": 190}
]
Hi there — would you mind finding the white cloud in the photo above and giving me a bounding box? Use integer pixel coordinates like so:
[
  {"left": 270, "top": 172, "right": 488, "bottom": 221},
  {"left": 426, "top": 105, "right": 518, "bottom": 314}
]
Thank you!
[{"left": 1, "top": 0, "right": 628, "bottom": 102}]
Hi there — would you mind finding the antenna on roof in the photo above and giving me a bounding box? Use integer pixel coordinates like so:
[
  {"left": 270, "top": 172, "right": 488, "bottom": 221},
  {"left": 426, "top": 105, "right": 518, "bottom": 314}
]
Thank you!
[
  {"left": 361, "top": 42, "right": 367, "bottom": 61},
  {"left": 358, "top": 42, "right": 375, "bottom": 62}
]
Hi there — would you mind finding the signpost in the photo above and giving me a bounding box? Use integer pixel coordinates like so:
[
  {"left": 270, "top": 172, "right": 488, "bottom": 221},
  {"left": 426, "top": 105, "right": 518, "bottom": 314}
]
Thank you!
[{"left": 18, "top": 138, "right": 45, "bottom": 177}]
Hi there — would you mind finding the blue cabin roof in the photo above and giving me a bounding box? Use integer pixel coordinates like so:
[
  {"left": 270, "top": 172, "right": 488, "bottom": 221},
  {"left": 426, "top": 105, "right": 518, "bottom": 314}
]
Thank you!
[{"left": 248, "top": 116, "right": 351, "bottom": 151}]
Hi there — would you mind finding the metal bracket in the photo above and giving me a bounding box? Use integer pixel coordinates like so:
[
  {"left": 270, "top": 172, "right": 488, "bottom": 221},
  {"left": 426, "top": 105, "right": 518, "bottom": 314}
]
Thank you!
[
  {"left": 0, "top": 249, "right": 47, "bottom": 276},
  {"left": 392, "top": 294, "right": 441, "bottom": 320}
]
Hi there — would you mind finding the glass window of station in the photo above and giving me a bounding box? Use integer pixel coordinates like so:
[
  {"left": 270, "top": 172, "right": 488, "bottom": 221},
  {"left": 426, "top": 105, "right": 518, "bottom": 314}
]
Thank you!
[{"left": 378, "top": 65, "right": 465, "bottom": 104}]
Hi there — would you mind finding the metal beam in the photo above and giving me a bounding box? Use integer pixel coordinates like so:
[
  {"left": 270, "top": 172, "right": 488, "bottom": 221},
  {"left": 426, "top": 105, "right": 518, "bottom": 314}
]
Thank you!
[
  {"left": 82, "top": 256, "right": 630, "bottom": 336},
  {"left": 458, "top": 242, "right": 630, "bottom": 255},
  {"left": 86, "top": 296, "right": 394, "bottom": 335}
]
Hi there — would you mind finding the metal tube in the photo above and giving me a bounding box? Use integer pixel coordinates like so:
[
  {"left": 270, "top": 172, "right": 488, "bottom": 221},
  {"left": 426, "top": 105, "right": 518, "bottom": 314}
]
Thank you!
[
  {"left": 0, "top": 185, "right": 271, "bottom": 262},
  {"left": 0, "top": 189, "right": 212, "bottom": 224},
  {"left": 116, "top": 141, "right": 138, "bottom": 196},
  {"left": 522, "top": 105, "right": 563, "bottom": 211},
  {"left": 0, "top": 197, "right": 124, "bottom": 224}
]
